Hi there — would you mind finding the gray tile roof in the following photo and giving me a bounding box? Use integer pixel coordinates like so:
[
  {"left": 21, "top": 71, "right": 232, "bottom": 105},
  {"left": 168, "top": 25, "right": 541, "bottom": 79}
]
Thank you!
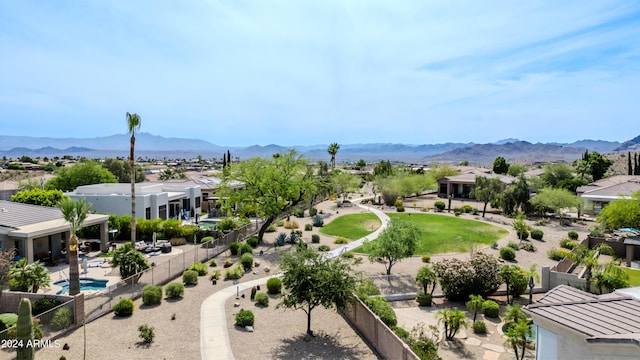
[
  {"left": 0, "top": 200, "right": 64, "bottom": 229},
  {"left": 526, "top": 285, "right": 640, "bottom": 343}
]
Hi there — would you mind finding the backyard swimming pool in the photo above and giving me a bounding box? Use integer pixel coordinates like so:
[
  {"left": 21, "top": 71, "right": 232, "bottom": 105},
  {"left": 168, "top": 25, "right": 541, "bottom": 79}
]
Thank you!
[{"left": 54, "top": 278, "right": 108, "bottom": 295}]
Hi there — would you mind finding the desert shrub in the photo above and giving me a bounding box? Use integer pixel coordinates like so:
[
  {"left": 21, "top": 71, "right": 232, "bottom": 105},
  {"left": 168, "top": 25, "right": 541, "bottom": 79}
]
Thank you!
[
  {"left": 433, "top": 252, "right": 502, "bottom": 301},
  {"left": 142, "top": 285, "right": 163, "bottom": 306},
  {"left": 461, "top": 204, "right": 474, "bottom": 213},
  {"left": 247, "top": 236, "right": 259, "bottom": 248},
  {"left": 304, "top": 224, "right": 313, "bottom": 231},
  {"left": 223, "top": 259, "right": 234, "bottom": 268},
  {"left": 239, "top": 243, "right": 253, "bottom": 256},
  {"left": 229, "top": 242, "right": 241, "bottom": 256},
  {"left": 341, "top": 251, "right": 354, "bottom": 259},
  {"left": 254, "top": 292, "right": 269, "bottom": 307},
  {"left": 218, "top": 217, "right": 238, "bottom": 231},
  {"left": 138, "top": 324, "right": 155, "bottom": 343},
  {"left": 520, "top": 242, "right": 536, "bottom": 252},
  {"left": 182, "top": 270, "right": 199, "bottom": 286},
  {"left": 311, "top": 234, "right": 320, "bottom": 243},
  {"left": 454, "top": 209, "right": 462, "bottom": 216},
  {"left": 393, "top": 326, "right": 411, "bottom": 341},
  {"left": 396, "top": 205, "right": 405, "bottom": 212},
  {"left": 500, "top": 247, "right": 516, "bottom": 261},
  {"left": 265, "top": 224, "right": 276, "bottom": 233},
  {"left": 51, "top": 306, "right": 72, "bottom": 331},
  {"left": 276, "top": 220, "right": 285, "bottom": 227},
  {"left": 288, "top": 232, "right": 300, "bottom": 244},
  {"left": 296, "top": 241, "right": 308, "bottom": 251},
  {"left": 169, "top": 237, "right": 187, "bottom": 246},
  {"left": 599, "top": 245, "right": 615, "bottom": 256},
  {"left": 589, "top": 225, "right": 605, "bottom": 237},
  {"left": 224, "top": 264, "right": 244, "bottom": 280},
  {"left": 309, "top": 207, "right": 318, "bottom": 217},
  {"left": 530, "top": 229, "right": 544, "bottom": 240},
  {"left": 355, "top": 278, "right": 380, "bottom": 300},
  {"left": 240, "top": 253, "right": 254, "bottom": 270},
  {"left": 547, "top": 248, "right": 571, "bottom": 261},
  {"left": 284, "top": 220, "right": 299, "bottom": 229},
  {"left": 113, "top": 299, "right": 134, "bottom": 317},
  {"left": 189, "top": 261, "right": 208, "bottom": 276},
  {"left": 434, "top": 201, "right": 446, "bottom": 211},
  {"left": 560, "top": 239, "right": 579, "bottom": 250},
  {"left": 482, "top": 300, "right": 500, "bottom": 318},
  {"left": 266, "top": 278, "right": 282, "bottom": 294},
  {"left": 318, "top": 245, "right": 330, "bottom": 252},
  {"left": 473, "top": 321, "right": 487, "bottom": 334},
  {"left": 490, "top": 241, "right": 498, "bottom": 249},
  {"left": 312, "top": 215, "right": 324, "bottom": 227},
  {"left": 416, "top": 293, "right": 433, "bottom": 306},
  {"left": 235, "top": 309, "right": 254, "bottom": 327},
  {"left": 395, "top": 199, "right": 403, "bottom": 207},
  {"left": 293, "top": 208, "right": 305, "bottom": 218},
  {"left": 421, "top": 255, "right": 430, "bottom": 263},
  {"left": 32, "top": 297, "right": 63, "bottom": 316},
  {"left": 517, "top": 230, "right": 529, "bottom": 240},
  {"left": 166, "top": 282, "right": 185, "bottom": 298},
  {"left": 568, "top": 231, "right": 579, "bottom": 240},
  {"left": 210, "top": 270, "right": 221, "bottom": 280},
  {"left": 334, "top": 237, "right": 348, "bottom": 244},
  {"left": 507, "top": 241, "right": 520, "bottom": 250},
  {"left": 209, "top": 258, "right": 217, "bottom": 267},
  {"left": 365, "top": 296, "right": 397, "bottom": 327}
]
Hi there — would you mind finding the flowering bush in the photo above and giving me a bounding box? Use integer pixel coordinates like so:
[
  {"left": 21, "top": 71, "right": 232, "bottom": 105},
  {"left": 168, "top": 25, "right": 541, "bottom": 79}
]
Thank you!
[{"left": 433, "top": 252, "right": 502, "bottom": 301}]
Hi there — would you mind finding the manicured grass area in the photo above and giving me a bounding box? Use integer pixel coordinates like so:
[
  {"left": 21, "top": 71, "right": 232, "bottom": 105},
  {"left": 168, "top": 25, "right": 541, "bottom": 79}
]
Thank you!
[
  {"left": 621, "top": 267, "right": 640, "bottom": 286},
  {"left": 319, "top": 213, "right": 381, "bottom": 240},
  {"left": 355, "top": 213, "right": 508, "bottom": 255}
]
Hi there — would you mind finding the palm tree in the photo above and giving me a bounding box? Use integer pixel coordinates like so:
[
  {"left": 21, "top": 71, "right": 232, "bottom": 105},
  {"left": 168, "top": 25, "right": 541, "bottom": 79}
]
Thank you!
[
  {"left": 436, "top": 308, "right": 468, "bottom": 340},
  {"left": 569, "top": 243, "right": 613, "bottom": 293},
  {"left": 327, "top": 142, "right": 340, "bottom": 169},
  {"left": 60, "top": 197, "right": 91, "bottom": 296},
  {"left": 127, "top": 112, "right": 141, "bottom": 246},
  {"left": 504, "top": 318, "right": 533, "bottom": 360},
  {"left": 415, "top": 264, "right": 437, "bottom": 295},
  {"left": 465, "top": 294, "right": 484, "bottom": 322},
  {"left": 592, "top": 261, "right": 630, "bottom": 294},
  {"left": 8, "top": 259, "right": 50, "bottom": 293}
]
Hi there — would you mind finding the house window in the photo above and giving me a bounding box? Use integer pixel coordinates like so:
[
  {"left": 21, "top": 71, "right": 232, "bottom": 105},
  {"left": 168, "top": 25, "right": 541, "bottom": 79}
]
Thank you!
[
  {"left": 145, "top": 207, "right": 151, "bottom": 220},
  {"left": 182, "top": 199, "right": 191, "bottom": 210},
  {"left": 195, "top": 196, "right": 201, "bottom": 208},
  {"left": 159, "top": 205, "right": 167, "bottom": 220}
]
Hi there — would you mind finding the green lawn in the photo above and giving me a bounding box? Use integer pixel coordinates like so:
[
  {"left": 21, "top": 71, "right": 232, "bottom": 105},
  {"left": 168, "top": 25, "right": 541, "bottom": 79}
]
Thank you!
[
  {"left": 621, "top": 267, "right": 640, "bottom": 286},
  {"left": 355, "top": 213, "right": 509, "bottom": 255},
  {"left": 319, "top": 213, "right": 381, "bottom": 240}
]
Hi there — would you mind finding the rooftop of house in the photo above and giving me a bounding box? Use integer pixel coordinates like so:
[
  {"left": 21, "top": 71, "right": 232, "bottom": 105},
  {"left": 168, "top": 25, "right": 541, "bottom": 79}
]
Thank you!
[
  {"left": 438, "top": 172, "right": 515, "bottom": 184},
  {"left": 525, "top": 285, "right": 640, "bottom": 345},
  {"left": 577, "top": 175, "right": 640, "bottom": 196},
  {"left": 0, "top": 200, "right": 64, "bottom": 229}
]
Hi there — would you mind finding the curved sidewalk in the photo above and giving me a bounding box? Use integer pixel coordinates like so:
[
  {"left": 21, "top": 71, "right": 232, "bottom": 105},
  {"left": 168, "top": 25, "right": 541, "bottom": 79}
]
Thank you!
[{"left": 200, "top": 200, "right": 390, "bottom": 360}]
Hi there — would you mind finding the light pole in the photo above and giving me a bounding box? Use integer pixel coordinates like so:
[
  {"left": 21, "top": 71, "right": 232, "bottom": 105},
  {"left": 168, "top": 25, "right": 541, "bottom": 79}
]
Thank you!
[{"left": 528, "top": 276, "right": 535, "bottom": 305}]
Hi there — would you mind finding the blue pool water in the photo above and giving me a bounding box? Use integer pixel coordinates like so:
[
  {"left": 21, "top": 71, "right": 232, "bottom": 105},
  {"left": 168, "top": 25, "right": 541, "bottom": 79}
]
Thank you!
[{"left": 54, "top": 278, "right": 108, "bottom": 295}]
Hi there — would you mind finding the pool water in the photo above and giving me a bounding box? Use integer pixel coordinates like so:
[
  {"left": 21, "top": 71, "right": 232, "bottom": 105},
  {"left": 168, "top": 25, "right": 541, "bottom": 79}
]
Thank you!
[{"left": 54, "top": 278, "right": 108, "bottom": 294}]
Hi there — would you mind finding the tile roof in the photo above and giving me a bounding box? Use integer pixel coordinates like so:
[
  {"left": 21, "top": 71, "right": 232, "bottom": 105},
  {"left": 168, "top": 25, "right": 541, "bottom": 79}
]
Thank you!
[
  {"left": 0, "top": 200, "right": 64, "bottom": 229},
  {"left": 526, "top": 285, "right": 640, "bottom": 344}
]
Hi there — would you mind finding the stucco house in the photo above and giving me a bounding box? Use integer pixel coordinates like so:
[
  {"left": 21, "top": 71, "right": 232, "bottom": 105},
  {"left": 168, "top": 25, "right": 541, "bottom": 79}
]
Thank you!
[
  {"left": 524, "top": 285, "right": 640, "bottom": 360},
  {"left": 437, "top": 167, "right": 515, "bottom": 198},
  {"left": 0, "top": 200, "right": 109, "bottom": 263},
  {"left": 577, "top": 175, "right": 640, "bottom": 215},
  {"left": 66, "top": 182, "right": 201, "bottom": 221}
]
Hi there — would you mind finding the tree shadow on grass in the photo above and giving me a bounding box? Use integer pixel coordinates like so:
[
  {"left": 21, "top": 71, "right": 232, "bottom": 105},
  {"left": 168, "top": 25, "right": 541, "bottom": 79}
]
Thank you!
[{"left": 270, "top": 333, "right": 380, "bottom": 360}]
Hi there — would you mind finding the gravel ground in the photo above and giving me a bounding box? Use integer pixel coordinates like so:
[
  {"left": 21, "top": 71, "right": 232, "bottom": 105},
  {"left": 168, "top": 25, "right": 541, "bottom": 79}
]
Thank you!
[{"left": 29, "top": 193, "right": 591, "bottom": 360}]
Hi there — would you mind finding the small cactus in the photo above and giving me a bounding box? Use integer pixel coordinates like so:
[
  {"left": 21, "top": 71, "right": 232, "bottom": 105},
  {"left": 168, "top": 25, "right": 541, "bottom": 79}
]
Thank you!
[{"left": 16, "top": 298, "right": 34, "bottom": 360}]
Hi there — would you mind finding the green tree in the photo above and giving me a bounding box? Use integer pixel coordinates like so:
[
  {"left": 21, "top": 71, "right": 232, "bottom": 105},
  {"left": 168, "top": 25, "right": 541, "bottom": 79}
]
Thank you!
[
  {"left": 592, "top": 261, "right": 629, "bottom": 294},
  {"left": 506, "top": 164, "right": 526, "bottom": 177},
  {"left": 500, "top": 175, "right": 530, "bottom": 216},
  {"left": 586, "top": 151, "right": 612, "bottom": 181},
  {"left": 59, "top": 197, "right": 91, "bottom": 295},
  {"left": 11, "top": 189, "right": 65, "bottom": 207},
  {"left": 219, "top": 150, "right": 316, "bottom": 242},
  {"left": 332, "top": 170, "right": 362, "bottom": 200},
  {"left": 436, "top": 309, "right": 468, "bottom": 340},
  {"left": 9, "top": 259, "right": 50, "bottom": 293},
  {"left": 465, "top": 294, "right": 484, "bottom": 322},
  {"left": 471, "top": 176, "right": 504, "bottom": 217},
  {"left": 17, "top": 178, "right": 45, "bottom": 191},
  {"left": 415, "top": 265, "right": 437, "bottom": 296},
  {"left": 45, "top": 160, "right": 117, "bottom": 191},
  {"left": 574, "top": 160, "right": 593, "bottom": 182},
  {"left": 102, "top": 158, "right": 145, "bottom": 183},
  {"left": 356, "top": 159, "right": 367, "bottom": 170},
  {"left": 365, "top": 218, "right": 421, "bottom": 275},
  {"left": 569, "top": 243, "right": 614, "bottom": 293},
  {"left": 327, "top": 142, "right": 340, "bottom": 169},
  {"left": 492, "top": 156, "right": 510, "bottom": 175},
  {"left": 127, "top": 112, "right": 142, "bottom": 246},
  {"left": 373, "top": 160, "right": 394, "bottom": 177},
  {"left": 596, "top": 191, "right": 640, "bottom": 230},
  {"left": 111, "top": 243, "right": 150, "bottom": 280},
  {"left": 540, "top": 163, "right": 574, "bottom": 187},
  {"left": 504, "top": 318, "right": 533, "bottom": 360},
  {"left": 278, "top": 249, "right": 357, "bottom": 337},
  {"left": 530, "top": 187, "right": 579, "bottom": 220}
]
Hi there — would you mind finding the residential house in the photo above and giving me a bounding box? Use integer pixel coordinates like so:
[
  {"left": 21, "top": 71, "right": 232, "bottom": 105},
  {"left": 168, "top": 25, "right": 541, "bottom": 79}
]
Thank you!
[
  {"left": 524, "top": 285, "right": 640, "bottom": 360},
  {"left": 0, "top": 200, "right": 109, "bottom": 262},
  {"left": 437, "top": 167, "right": 514, "bottom": 198},
  {"left": 577, "top": 175, "right": 640, "bottom": 215}
]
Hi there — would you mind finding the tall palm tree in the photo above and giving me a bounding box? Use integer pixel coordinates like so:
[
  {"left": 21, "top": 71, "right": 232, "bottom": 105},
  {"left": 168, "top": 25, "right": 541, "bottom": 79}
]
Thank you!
[
  {"left": 569, "top": 243, "right": 613, "bottom": 293},
  {"left": 60, "top": 197, "right": 91, "bottom": 296},
  {"left": 327, "top": 142, "right": 340, "bottom": 169},
  {"left": 127, "top": 112, "right": 141, "bottom": 246}
]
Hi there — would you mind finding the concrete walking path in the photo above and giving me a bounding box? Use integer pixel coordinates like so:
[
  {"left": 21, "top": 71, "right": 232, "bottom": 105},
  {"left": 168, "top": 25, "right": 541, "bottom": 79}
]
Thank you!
[{"left": 200, "top": 199, "right": 390, "bottom": 360}]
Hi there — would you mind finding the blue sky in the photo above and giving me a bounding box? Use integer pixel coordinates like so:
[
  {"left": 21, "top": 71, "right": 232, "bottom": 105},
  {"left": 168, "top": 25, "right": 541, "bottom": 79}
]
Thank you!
[{"left": 1, "top": 1, "right": 639, "bottom": 146}]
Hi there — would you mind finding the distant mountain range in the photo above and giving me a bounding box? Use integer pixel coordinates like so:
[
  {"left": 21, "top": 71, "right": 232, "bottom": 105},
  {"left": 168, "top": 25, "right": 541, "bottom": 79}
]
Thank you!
[{"left": 0, "top": 133, "right": 636, "bottom": 165}]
